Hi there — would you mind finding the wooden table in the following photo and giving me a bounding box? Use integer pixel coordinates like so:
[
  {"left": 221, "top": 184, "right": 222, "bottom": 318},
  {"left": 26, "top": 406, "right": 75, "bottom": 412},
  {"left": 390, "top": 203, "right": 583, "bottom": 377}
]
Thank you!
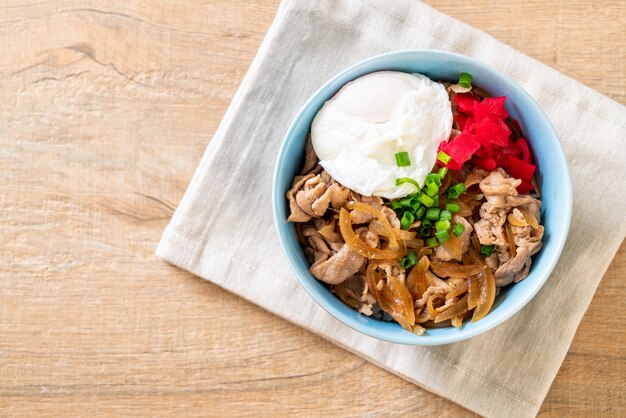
[{"left": 1, "top": 1, "right": 624, "bottom": 416}]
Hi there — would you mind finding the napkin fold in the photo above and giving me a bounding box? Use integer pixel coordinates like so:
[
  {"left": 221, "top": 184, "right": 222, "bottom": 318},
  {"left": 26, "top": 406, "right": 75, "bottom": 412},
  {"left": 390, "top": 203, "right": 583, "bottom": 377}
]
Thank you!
[{"left": 157, "top": 1, "right": 626, "bottom": 416}]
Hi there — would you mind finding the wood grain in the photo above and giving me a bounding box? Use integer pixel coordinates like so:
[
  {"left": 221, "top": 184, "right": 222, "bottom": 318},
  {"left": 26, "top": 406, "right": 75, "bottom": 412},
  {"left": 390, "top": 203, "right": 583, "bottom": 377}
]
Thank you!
[{"left": 0, "top": 0, "right": 623, "bottom": 416}]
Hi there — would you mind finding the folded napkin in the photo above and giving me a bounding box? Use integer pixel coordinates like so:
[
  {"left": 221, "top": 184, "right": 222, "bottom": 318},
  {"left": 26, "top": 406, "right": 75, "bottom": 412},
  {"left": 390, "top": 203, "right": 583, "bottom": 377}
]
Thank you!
[{"left": 157, "top": 1, "right": 626, "bottom": 416}]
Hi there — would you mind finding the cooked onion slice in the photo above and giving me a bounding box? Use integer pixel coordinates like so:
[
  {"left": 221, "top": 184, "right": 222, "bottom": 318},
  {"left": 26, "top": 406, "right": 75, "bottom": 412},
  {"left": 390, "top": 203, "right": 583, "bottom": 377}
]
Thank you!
[
  {"left": 507, "top": 212, "right": 528, "bottom": 227},
  {"left": 402, "top": 238, "right": 424, "bottom": 250},
  {"left": 365, "top": 262, "right": 382, "bottom": 299},
  {"left": 427, "top": 293, "right": 446, "bottom": 320},
  {"left": 430, "top": 260, "right": 483, "bottom": 279},
  {"left": 369, "top": 219, "right": 417, "bottom": 241},
  {"left": 451, "top": 316, "right": 464, "bottom": 328},
  {"left": 366, "top": 261, "right": 415, "bottom": 330},
  {"left": 406, "top": 256, "right": 429, "bottom": 300},
  {"left": 459, "top": 189, "right": 480, "bottom": 203},
  {"left": 520, "top": 208, "right": 539, "bottom": 229},
  {"left": 467, "top": 275, "right": 480, "bottom": 310},
  {"left": 470, "top": 235, "right": 481, "bottom": 252},
  {"left": 345, "top": 201, "right": 398, "bottom": 249},
  {"left": 425, "top": 270, "right": 449, "bottom": 290},
  {"left": 447, "top": 280, "right": 469, "bottom": 300},
  {"left": 386, "top": 275, "right": 416, "bottom": 330},
  {"left": 464, "top": 172, "right": 485, "bottom": 188},
  {"left": 339, "top": 208, "right": 404, "bottom": 260},
  {"left": 435, "top": 295, "right": 469, "bottom": 323},
  {"left": 505, "top": 223, "right": 517, "bottom": 257},
  {"left": 467, "top": 249, "right": 496, "bottom": 322},
  {"left": 317, "top": 220, "right": 336, "bottom": 239},
  {"left": 472, "top": 268, "right": 496, "bottom": 322},
  {"left": 418, "top": 247, "right": 433, "bottom": 259}
]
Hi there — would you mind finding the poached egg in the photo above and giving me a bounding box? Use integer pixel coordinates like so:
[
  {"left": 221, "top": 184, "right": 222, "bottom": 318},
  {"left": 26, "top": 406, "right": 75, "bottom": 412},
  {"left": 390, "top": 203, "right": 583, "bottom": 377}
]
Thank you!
[{"left": 311, "top": 71, "right": 452, "bottom": 199}]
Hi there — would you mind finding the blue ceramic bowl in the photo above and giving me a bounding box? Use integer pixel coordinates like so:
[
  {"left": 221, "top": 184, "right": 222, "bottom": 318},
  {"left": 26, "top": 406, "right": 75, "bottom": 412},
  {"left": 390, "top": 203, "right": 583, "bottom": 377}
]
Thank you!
[{"left": 272, "top": 50, "right": 572, "bottom": 345}]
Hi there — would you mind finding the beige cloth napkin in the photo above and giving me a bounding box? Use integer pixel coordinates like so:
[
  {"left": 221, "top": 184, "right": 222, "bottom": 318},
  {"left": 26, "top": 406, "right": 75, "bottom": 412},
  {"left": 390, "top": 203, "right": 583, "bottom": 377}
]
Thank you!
[{"left": 157, "top": 1, "right": 626, "bottom": 416}]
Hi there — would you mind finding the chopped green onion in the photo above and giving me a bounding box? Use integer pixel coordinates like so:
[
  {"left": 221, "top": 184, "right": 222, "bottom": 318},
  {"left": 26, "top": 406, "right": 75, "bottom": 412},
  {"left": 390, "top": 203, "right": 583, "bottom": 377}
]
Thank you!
[
  {"left": 415, "top": 206, "right": 426, "bottom": 219},
  {"left": 425, "top": 182, "right": 439, "bottom": 197},
  {"left": 400, "top": 251, "right": 418, "bottom": 269},
  {"left": 431, "top": 194, "right": 440, "bottom": 208},
  {"left": 447, "top": 182, "right": 467, "bottom": 199},
  {"left": 396, "top": 177, "right": 420, "bottom": 191},
  {"left": 398, "top": 196, "right": 416, "bottom": 208},
  {"left": 436, "top": 219, "right": 451, "bottom": 231},
  {"left": 397, "top": 196, "right": 419, "bottom": 210},
  {"left": 458, "top": 72, "right": 473, "bottom": 88},
  {"left": 400, "top": 211, "right": 415, "bottom": 230},
  {"left": 480, "top": 245, "right": 495, "bottom": 257},
  {"left": 408, "top": 198, "right": 421, "bottom": 211},
  {"left": 452, "top": 222, "right": 466, "bottom": 237},
  {"left": 437, "top": 151, "right": 451, "bottom": 165},
  {"left": 426, "top": 237, "right": 438, "bottom": 248},
  {"left": 438, "top": 167, "right": 448, "bottom": 179},
  {"left": 426, "top": 207, "right": 440, "bottom": 221},
  {"left": 435, "top": 229, "right": 450, "bottom": 243},
  {"left": 439, "top": 210, "right": 452, "bottom": 221},
  {"left": 390, "top": 200, "right": 403, "bottom": 210},
  {"left": 419, "top": 226, "right": 432, "bottom": 237},
  {"left": 417, "top": 193, "right": 434, "bottom": 208},
  {"left": 395, "top": 151, "right": 411, "bottom": 167},
  {"left": 426, "top": 173, "right": 442, "bottom": 187},
  {"left": 446, "top": 203, "right": 460, "bottom": 213}
]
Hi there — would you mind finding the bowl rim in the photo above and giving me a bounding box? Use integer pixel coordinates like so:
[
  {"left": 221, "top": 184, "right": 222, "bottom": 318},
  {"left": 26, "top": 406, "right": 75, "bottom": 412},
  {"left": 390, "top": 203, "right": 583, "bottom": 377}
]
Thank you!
[{"left": 272, "top": 49, "right": 573, "bottom": 345}]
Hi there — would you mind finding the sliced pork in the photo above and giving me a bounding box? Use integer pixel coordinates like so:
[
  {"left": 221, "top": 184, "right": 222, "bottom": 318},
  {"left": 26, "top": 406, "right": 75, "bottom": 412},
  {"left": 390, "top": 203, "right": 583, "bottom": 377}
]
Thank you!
[
  {"left": 286, "top": 171, "right": 349, "bottom": 222},
  {"left": 479, "top": 168, "right": 534, "bottom": 210},
  {"left": 309, "top": 245, "right": 365, "bottom": 285},
  {"left": 435, "top": 215, "right": 473, "bottom": 261},
  {"left": 331, "top": 274, "right": 376, "bottom": 316},
  {"left": 473, "top": 168, "right": 544, "bottom": 285}
]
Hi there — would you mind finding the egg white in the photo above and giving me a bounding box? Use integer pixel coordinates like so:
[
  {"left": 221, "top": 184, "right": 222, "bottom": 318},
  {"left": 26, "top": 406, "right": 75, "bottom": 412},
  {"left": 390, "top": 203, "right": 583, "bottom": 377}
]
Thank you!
[{"left": 311, "top": 71, "right": 452, "bottom": 199}]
